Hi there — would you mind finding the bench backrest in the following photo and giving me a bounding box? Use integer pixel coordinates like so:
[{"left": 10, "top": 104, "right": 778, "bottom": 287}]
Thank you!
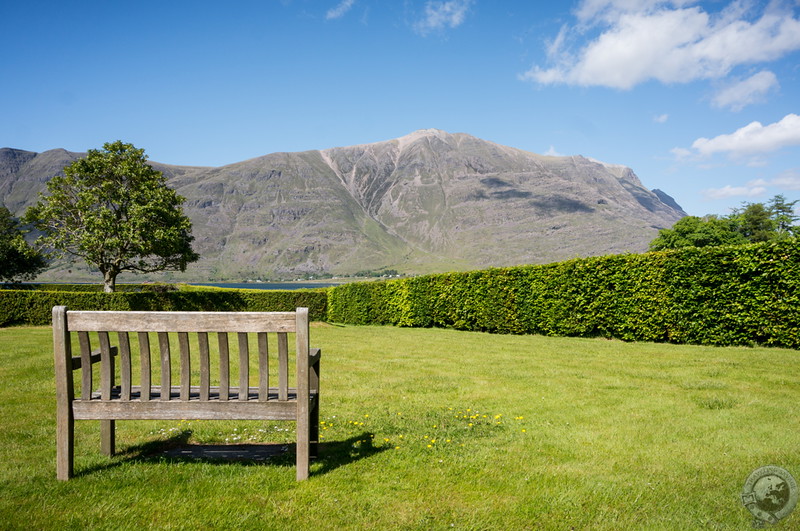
[{"left": 53, "top": 307, "right": 310, "bottom": 404}]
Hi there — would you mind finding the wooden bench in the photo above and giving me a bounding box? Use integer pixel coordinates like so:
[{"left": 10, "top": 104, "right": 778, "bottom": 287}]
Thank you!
[{"left": 53, "top": 306, "right": 320, "bottom": 481}]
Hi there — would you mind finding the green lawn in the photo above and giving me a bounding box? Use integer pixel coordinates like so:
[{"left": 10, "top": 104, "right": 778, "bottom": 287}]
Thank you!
[{"left": 1, "top": 324, "right": 798, "bottom": 529}]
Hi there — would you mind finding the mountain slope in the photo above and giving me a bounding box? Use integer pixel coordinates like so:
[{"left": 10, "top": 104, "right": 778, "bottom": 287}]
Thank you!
[{"left": 1, "top": 130, "right": 685, "bottom": 281}]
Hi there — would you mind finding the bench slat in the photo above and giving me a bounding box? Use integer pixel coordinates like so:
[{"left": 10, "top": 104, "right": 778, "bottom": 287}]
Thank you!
[
  {"left": 118, "top": 332, "right": 132, "bottom": 401},
  {"left": 98, "top": 331, "right": 115, "bottom": 456},
  {"left": 218, "top": 332, "right": 229, "bottom": 401},
  {"left": 278, "top": 332, "right": 289, "bottom": 401},
  {"left": 158, "top": 332, "right": 171, "bottom": 402},
  {"left": 199, "top": 332, "right": 210, "bottom": 401},
  {"left": 179, "top": 332, "right": 191, "bottom": 401},
  {"left": 78, "top": 332, "right": 92, "bottom": 401},
  {"left": 67, "top": 311, "right": 297, "bottom": 333},
  {"left": 258, "top": 332, "right": 269, "bottom": 402},
  {"left": 99, "top": 332, "right": 113, "bottom": 401},
  {"left": 138, "top": 332, "right": 151, "bottom": 402},
  {"left": 238, "top": 332, "right": 249, "bottom": 402}
]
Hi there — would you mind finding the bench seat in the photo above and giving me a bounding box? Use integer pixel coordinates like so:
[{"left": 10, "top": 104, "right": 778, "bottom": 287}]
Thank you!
[{"left": 75, "top": 386, "right": 314, "bottom": 420}]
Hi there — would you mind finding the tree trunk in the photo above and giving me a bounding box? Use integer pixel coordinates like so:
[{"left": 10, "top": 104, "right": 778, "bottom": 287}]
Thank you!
[{"left": 103, "top": 269, "right": 117, "bottom": 293}]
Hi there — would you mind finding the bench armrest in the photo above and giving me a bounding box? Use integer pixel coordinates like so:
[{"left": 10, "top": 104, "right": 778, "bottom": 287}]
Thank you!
[
  {"left": 308, "top": 348, "right": 321, "bottom": 366},
  {"left": 70, "top": 346, "right": 118, "bottom": 370}
]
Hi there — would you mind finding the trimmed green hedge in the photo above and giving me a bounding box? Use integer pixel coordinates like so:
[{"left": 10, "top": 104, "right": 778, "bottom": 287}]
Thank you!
[
  {"left": 1, "top": 283, "right": 177, "bottom": 292},
  {"left": 327, "top": 240, "right": 800, "bottom": 348},
  {"left": 0, "top": 289, "right": 328, "bottom": 327}
]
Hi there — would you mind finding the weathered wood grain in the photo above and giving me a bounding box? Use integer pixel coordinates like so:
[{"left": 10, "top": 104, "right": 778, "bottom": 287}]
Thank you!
[
  {"left": 53, "top": 306, "right": 74, "bottom": 480},
  {"left": 67, "top": 311, "right": 297, "bottom": 332},
  {"left": 199, "top": 332, "right": 210, "bottom": 401}
]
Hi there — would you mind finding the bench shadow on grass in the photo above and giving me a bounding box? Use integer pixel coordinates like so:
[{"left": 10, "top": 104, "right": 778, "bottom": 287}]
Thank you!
[{"left": 76, "top": 430, "right": 387, "bottom": 478}]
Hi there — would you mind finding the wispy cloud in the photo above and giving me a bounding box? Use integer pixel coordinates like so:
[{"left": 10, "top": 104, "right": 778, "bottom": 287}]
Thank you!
[
  {"left": 521, "top": 1, "right": 800, "bottom": 92},
  {"left": 712, "top": 70, "right": 779, "bottom": 111},
  {"left": 703, "top": 183, "right": 767, "bottom": 200},
  {"left": 414, "top": 0, "right": 473, "bottom": 36},
  {"left": 326, "top": 0, "right": 356, "bottom": 20},
  {"left": 771, "top": 169, "right": 800, "bottom": 190},
  {"left": 653, "top": 113, "right": 669, "bottom": 123},
  {"left": 703, "top": 170, "right": 800, "bottom": 200}
]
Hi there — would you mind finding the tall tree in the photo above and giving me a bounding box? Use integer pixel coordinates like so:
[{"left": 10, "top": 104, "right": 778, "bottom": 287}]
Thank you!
[
  {"left": 25, "top": 141, "right": 199, "bottom": 292},
  {"left": 729, "top": 202, "right": 775, "bottom": 243},
  {"left": 767, "top": 194, "right": 799, "bottom": 238},
  {"left": 0, "top": 206, "right": 47, "bottom": 283}
]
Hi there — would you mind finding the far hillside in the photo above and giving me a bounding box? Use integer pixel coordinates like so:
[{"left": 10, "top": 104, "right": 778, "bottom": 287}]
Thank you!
[{"left": 1, "top": 130, "right": 686, "bottom": 282}]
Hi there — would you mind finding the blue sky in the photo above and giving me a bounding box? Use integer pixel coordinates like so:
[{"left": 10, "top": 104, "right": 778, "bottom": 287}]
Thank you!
[{"left": 2, "top": 0, "right": 799, "bottom": 217}]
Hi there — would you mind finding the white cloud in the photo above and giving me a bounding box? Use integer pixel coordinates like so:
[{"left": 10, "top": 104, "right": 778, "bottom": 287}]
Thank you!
[
  {"left": 703, "top": 183, "right": 767, "bottom": 200},
  {"left": 712, "top": 70, "right": 779, "bottom": 111},
  {"left": 691, "top": 114, "right": 800, "bottom": 156},
  {"left": 326, "top": 0, "right": 355, "bottom": 20},
  {"left": 654, "top": 113, "right": 669, "bottom": 123},
  {"left": 521, "top": 1, "right": 800, "bottom": 90},
  {"left": 414, "top": 0, "right": 473, "bottom": 35}
]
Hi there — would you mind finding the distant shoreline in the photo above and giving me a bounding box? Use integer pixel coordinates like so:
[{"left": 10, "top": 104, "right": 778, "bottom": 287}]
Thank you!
[
  {"left": 8, "top": 280, "right": 350, "bottom": 291},
  {"left": 189, "top": 281, "right": 344, "bottom": 290}
]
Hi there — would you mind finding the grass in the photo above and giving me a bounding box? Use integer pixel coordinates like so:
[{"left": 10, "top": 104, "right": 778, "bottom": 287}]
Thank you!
[{"left": 1, "top": 323, "right": 799, "bottom": 529}]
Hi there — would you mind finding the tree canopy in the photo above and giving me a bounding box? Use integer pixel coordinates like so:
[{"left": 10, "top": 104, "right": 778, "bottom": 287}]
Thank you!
[
  {"left": 650, "top": 194, "right": 799, "bottom": 251},
  {"left": 0, "top": 206, "right": 47, "bottom": 283},
  {"left": 25, "top": 141, "right": 199, "bottom": 292}
]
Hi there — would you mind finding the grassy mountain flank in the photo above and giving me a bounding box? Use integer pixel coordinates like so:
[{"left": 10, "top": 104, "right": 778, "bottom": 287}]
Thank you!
[{"left": 1, "top": 130, "right": 685, "bottom": 281}]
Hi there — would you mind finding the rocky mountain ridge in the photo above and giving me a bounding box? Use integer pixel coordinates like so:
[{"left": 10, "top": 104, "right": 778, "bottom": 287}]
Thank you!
[{"left": 1, "top": 130, "right": 685, "bottom": 281}]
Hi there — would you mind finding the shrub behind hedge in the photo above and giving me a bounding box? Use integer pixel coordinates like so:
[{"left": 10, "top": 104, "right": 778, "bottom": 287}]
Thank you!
[{"left": 327, "top": 241, "right": 800, "bottom": 348}]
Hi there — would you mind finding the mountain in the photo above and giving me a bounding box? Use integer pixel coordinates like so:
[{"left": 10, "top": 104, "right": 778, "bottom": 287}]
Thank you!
[{"left": 1, "top": 130, "right": 685, "bottom": 281}]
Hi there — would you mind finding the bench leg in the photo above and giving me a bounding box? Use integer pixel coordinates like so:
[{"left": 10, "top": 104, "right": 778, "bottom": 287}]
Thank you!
[
  {"left": 101, "top": 420, "right": 115, "bottom": 457},
  {"left": 309, "top": 355, "right": 320, "bottom": 459},
  {"left": 310, "top": 396, "right": 319, "bottom": 459},
  {"left": 296, "top": 419, "right": 309, "bottom": 481},
  {"left": 56, "top": 408, "right": 74, "bottom": 480}
]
